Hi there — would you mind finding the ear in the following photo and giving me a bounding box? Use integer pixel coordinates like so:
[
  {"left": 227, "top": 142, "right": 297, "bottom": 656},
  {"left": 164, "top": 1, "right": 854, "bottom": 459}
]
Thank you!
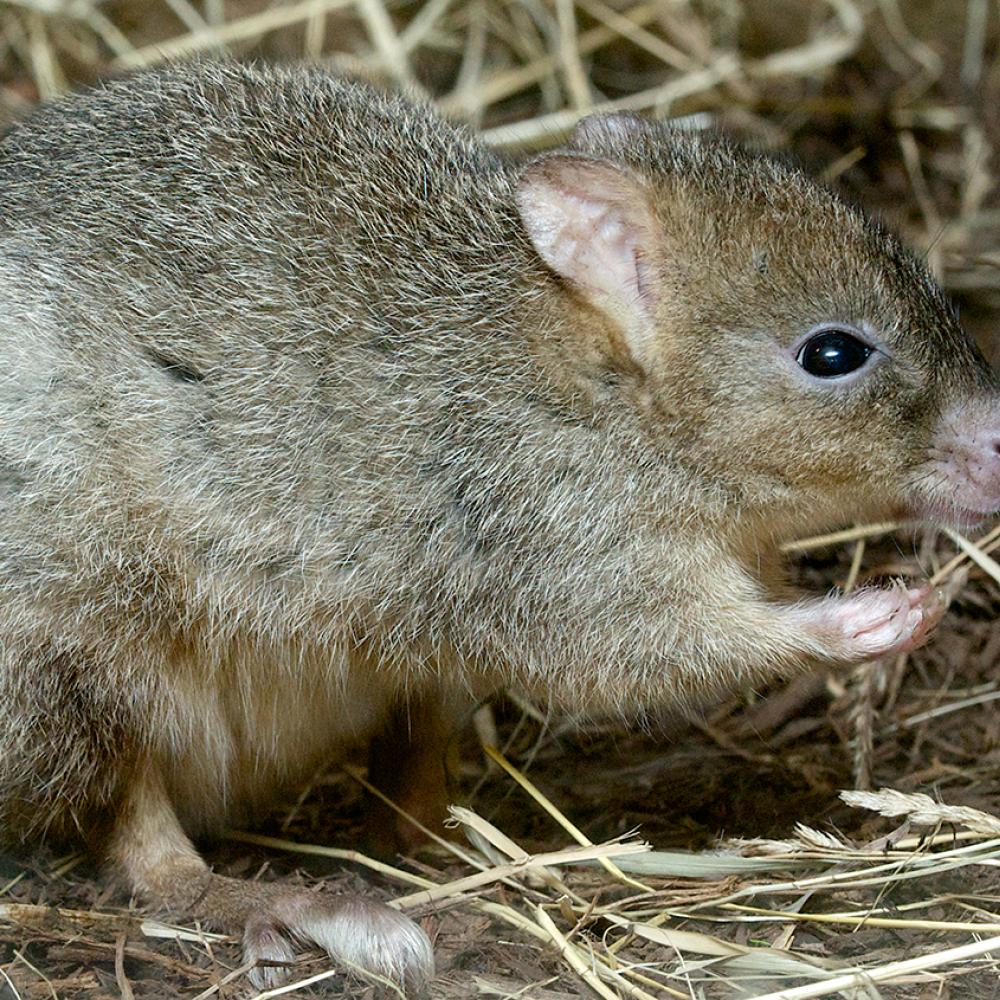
[
  {"left": 516, "top": 154, "right": 662, "bottom": 369},
  {"left": 569, "top": 112, "right": 651, "bottom": 151}
]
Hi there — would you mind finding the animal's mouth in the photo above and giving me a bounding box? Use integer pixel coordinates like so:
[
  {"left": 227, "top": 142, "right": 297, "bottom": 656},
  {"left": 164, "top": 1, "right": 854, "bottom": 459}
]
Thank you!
[{"left": 898, "top": 495, "right": 1000, "bottom": 531}]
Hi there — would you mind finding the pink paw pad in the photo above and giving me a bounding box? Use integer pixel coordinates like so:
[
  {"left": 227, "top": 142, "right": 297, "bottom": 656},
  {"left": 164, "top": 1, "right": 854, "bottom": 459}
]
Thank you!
[{"left": 815, "top": 582, "right": 944, "bottom": 661}]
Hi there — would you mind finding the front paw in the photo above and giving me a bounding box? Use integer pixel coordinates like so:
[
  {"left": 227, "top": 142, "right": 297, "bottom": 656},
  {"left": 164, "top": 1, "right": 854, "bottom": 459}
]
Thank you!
[{"left": 809, "top": 583, "right": 943, "bottom": 662}]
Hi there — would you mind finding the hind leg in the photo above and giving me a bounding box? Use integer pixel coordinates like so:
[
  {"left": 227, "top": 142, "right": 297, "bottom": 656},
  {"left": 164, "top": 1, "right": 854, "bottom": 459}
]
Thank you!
[
  {"left": 111, "top": 763, "right": 434, "bottom": 993},
  {"left": 367, "top": 691, "right": 466, "bottom": 856},
  {"left": 0, "top": 643, "right": 139, "bottom": 848}
]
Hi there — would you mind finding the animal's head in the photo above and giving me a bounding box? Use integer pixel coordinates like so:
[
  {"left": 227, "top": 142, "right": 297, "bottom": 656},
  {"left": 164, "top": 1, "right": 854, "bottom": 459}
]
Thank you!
[{"left": 516, "top": 113, "right": 1000, "bottom": 537}]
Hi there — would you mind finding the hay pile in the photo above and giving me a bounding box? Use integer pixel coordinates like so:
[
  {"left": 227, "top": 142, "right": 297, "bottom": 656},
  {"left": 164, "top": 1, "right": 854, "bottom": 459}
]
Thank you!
[{"left": 1, "top": 1, "right": 1000, "bottom": 997}]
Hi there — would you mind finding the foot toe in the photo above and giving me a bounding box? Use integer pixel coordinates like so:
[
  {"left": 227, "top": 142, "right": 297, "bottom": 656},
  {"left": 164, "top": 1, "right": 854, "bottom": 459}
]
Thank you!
[{"left": 245, "top": 916, "right": 297, "bottom": 989}]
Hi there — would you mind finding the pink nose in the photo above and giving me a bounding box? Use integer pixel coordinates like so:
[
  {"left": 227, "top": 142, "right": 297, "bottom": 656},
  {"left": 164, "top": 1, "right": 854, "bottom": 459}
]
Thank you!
[{"left": 930, "top": 406, "right": 1000, "bottom": 516}]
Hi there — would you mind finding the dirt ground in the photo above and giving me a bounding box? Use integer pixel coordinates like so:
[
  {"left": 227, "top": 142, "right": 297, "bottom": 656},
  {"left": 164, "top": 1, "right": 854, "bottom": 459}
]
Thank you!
[{"left": 1, "top": 1, "right": 1000, "bottom": 997}]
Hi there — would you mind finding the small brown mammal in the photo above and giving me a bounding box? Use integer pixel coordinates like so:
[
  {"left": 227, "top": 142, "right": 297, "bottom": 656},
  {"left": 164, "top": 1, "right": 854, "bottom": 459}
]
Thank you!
[{"left": 1, "top": 60, "right": 998, "bottom": 993}]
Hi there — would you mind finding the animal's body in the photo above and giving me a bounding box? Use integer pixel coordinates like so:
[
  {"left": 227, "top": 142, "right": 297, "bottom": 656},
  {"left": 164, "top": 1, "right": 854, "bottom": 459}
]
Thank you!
[{"left": 1, "top": 61, "right": 998, "bottom": 993}]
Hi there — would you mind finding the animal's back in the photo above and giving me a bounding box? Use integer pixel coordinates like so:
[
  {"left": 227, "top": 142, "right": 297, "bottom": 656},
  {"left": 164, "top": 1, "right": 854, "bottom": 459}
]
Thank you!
[
  {"left": 0, "top": 59, "right": 526, "bottom": 609},
  {"left": 0, "top": 62, "right": 528, "bottom": 839}
]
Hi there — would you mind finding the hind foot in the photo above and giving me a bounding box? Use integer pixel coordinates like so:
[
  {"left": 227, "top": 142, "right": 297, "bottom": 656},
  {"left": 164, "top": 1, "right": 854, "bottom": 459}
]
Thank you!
[
  {"left": 245, "top": 890, "right": 434, "bottom": 993},
  {"left": 111, "top": 765, "right": 434, "bottom": 997}
]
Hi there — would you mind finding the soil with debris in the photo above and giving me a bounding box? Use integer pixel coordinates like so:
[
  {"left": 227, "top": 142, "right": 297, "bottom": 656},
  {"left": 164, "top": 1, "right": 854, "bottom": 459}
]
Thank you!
[{"left": 1, "top": 1, "right": 1000, "bottom": 998}]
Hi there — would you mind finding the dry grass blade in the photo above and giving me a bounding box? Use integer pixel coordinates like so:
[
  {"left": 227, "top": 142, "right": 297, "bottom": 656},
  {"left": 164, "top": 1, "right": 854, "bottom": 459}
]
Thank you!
[
  {"left": 931, "top": 522, "right": 1000, "bottom": 582},
  {"left": 189, "top": 963, "right": 255, "bottom": 1000},
  {"left": 780, "top": 521, "right": 898, "bottom": 553},
  {"left": 748, "top": 0, "right": 863, "bottom": 78},
  {"left": 575, "top": 0, "right": 694, "bottom": 71},
  {"left": 723, "top": 902, "right": 1000, "bottom": 934},
  {"left": 842, "top": 787, "right": 1000, "bottom": 836},
  {"left": 448, "top": 804, "right": 567, "bottom": 889},
  {"left": 625, "top": 926, "right": 836, "bottom": 982},
  {"left": 942, "top": 526, "right": 1000, "bottom": 586},
  {"left": 485, "top": 744, "right": 653, "bottom": 892},
  {"left": 743, "top": 934, "right": 1000, "bottom": 1000},
  {"left": 555, "top": 0, "right": 590, "bottom": 110},
  {"left": 355, "top": 0, "right": 419, "bottom": 89},
  {"left": 0, "top": 966, "right": 25, "bottom": 1000},
  {"left": 248, "top": 967, "right": 361, "bottom": 1000},
  {"left": 1, "top": 3, "right": 999, "bottom": 998},
  {"left": 481, "top": 56, "right": 739, "bottom": 148},
  {"left": 112, "top": 0, "right": 357, "bottom": 68},
  {"left": 606, "top": 914, "right": 839, "bottom": 982},
  {"left": 392, "top": 836, "right": 648, "bottom": 907},
  {"left": 138, "top": 920, "right": 228, "bottom": 943},
  {"left": 894, "top": 682, "right": 1000, "bottom": 730},
  {"left": 437, "top": 2, "right": 663, "bottom": 116},
  {"left": 342, "top": 763, "right": 483, "bottom": 865},
  {"left": 9, "top": 950, "right": 55, "bottom": 1000},
  {"left": 534, "top": 906, "right": 621, "bottom": 1000},
  {"left": 222, "top": 829, "right": 437, "bottom": 889},
  {"left": 593, "top": 848, "right": 811, "bottom": 877}
]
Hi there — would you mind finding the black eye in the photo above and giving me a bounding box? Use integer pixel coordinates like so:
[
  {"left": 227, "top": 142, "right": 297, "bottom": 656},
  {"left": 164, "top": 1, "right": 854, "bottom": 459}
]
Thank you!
[{"left": 797, "top": 329, "right": 873, "bottom": 379}]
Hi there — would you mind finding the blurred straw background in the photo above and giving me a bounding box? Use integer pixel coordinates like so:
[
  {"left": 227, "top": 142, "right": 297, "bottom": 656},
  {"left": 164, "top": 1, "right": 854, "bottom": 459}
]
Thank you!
[
  {"left": 2, "top": 1, "right": 1000, "bottom": 998},
  {"left": 1, "top": 0, "right": 998, "bottom": 339}
]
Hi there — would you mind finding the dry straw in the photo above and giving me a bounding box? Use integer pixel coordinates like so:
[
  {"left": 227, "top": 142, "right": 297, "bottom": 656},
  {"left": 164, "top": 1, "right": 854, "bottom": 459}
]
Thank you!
[
  {"left": 1, "top": 0, "right": 999, "bottom": 997},
  {"left": 209, "top": 779, "right": 1000, "bottom": 998}
]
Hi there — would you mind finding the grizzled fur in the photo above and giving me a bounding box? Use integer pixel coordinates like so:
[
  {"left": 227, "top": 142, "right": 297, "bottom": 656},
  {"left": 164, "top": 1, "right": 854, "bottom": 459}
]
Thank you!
[{"left": 0, "top": 61, "right": 997, "bottom": 992}]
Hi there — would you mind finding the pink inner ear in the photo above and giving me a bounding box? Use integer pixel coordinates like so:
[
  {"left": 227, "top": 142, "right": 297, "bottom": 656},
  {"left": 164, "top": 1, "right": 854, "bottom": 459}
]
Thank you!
[{"left": 516, "top": 158, "right": 658, "bottom": 316}]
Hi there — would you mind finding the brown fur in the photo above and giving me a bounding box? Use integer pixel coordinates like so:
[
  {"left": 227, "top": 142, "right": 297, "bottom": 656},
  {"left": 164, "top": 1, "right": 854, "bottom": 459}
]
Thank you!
[
  {"left": 0, "top": 63, "right": 997, "bottom": 993},
  {"left": 367, "top": 691, "right": 463, "bottom": 856}
]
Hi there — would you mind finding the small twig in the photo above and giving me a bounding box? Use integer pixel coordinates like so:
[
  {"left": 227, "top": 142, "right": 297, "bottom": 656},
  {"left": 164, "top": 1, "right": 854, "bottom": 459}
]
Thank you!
[
  {"left": 114, "top": 931, "right": 136, "bottom": 1000},
  {"left": 897, "top": 689, "right": 1000, "bottom": 730},
  {"left": 10, "top": 949, "right": 54, "bottom": 1000},
  {"left": 0, "top": 967, "right": 22, "bottom": 1000},
  {"left": 725, "top": 900, "right": 1000, "bottom": 933},
  {"left": 190, "top": 962, "right": 256, "bottom": 1000}
]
